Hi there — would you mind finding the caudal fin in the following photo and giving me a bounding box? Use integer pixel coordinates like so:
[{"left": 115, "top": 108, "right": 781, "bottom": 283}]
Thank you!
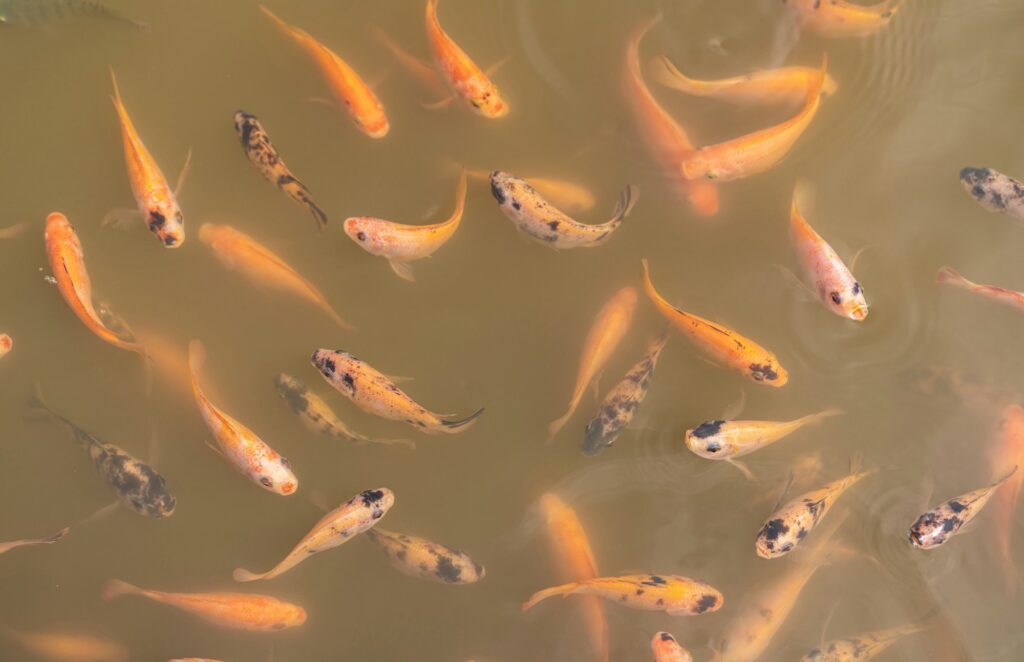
[
  {"left": 187, "top": 340, "right": 206, "bottom": 377},
  {"left": 522, "top": 582, "right": 577, "bottom": 611},
  {"left": 647, "top": 55, "right": 703, "bottom": 94},
  {"left": 441, "top": 408, "right": 485, "bottom": 433},
  {"left": 41, "top": 527, "right": 70, "bottom": 544},
  {"left": 801, "top": 408, "right": 844, "bottom": 427},
  {"left": 936, "top": 266, "right": 972, "bottom": 289},
  {"left": 307, "top": 200, "right": 329, "bottom": 233},
  {"left": 609, "top": 185, "right": 639, "bottom": 224},
  {"left": 233, "top": 567, "right": 266, "bottom": 583},
  {"left": 101, "top": 579, "right": 141, "bottom": 601}
]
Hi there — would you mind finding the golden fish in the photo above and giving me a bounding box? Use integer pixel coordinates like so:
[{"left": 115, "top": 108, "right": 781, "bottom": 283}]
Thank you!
[
  {"left": 366, "top": 528, "right": 484, "bottom": 584},
  {"left": 0, "top": 333, "right": 10, "bottom": 360},
  {"left": 425, "top": 0, "right": 507, "bottom": 117},
  {"left": 311, "top": 349, "right": 484, "bottom": 434},
  {"left": 0, "top": 526, "right": 68, "bottom": 556},
  {"left": 652, "top": 632, "right": 693, "bottom": 662},
  {"left": 467, "top": 169, "right": 595, "bottom": 213},
  {"left": 960, "top": 166, "right": 1024, "bottom": 222},
  {"left": 936, "top": 266, "right": 1024, "bottom": 313},
  {"left": 784, "top": 0, "right": 902, "bottom": 38},
  {"left": 548, "top": 287, "right": 637, "bottom": 441},
  {"left": 990, "top": 405, "right": 1024, "bottom": 590},
  {"left": 101, "top": 579, "right": 306, "bottom": 631},
  {"left": 909, "top": 468, "right": 1018, "bottom": 550},
  {"left": 685, "top": 409, "right": 842, "bottom": 462},
  {"left": 0, "top": 624, "right": 127, "bottom": 662},
  {"left": 800, "top": 622, "right": 926, "bottom": 661},
  {"left": 523, "top": 574, "right": 723, "bottom": 616},
  {"left": 234, "top": 488, "right": 394, "bottom": 582}
]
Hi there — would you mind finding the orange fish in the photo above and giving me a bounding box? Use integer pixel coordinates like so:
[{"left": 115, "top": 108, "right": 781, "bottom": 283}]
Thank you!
[
  {"left": 990, "top": 404, "right": 1024, "bottom": 591},
  {"left": 681, "top": 55, "right": 828, "bottom": 182},
  {"left": 784, "top": 0, "right": 902, "bottom": 38},
  {"left": 540, "top": 494, "right": 608, "bottom": 662},
  {"left": 425, "top": 0, "right": 507, "bottom": 118},
  {"left": 110, "top": 70, "right": 186, "bottom": 248},
  {"left": 652, "top": 632, "right": 693, "bottom": 662},
  {"left": 44, "top": 213, "right": 146, "bottom": 356},
  {"left": 936, "top": 266, "right": 1024, "bottom": 313},
  {"left": 642, "top": 259, "right": 787, "bottom": 386},
  {"left": 623, "top": 14, "right": 718, "bottom": 217},
  {"left": 261, "top": 5, "right": 389, "bottom": 138},
  {"left": 0, "top": 624, "right": 127, "bottom": 662},
  {"left": 0, "top": 333, "right": 11, "bottom": 360},
  {"left": 101, "top": 579, "right": 306, "bottom": 631}
]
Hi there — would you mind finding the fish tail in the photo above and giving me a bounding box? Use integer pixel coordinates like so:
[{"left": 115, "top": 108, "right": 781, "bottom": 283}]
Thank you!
[
  {"left": 101, "top": 579, "right": 142, "bottom": 601},
  {"left": 445, "top": 167, "right": 468, "bottom": 228},
  {"left": 522, "top": 581, "right": 579, "bottom": 611},
  {"left": 307, "top": 200, "right": 329, "bottom": 232},
  {"left": 648, "top": 55, "right": 703, "bottom": 94},
  {"left": 801, "top": 408, "right": 844, "bottom": 427},
  {"left": 108, "top": 67, "right": 126, "bottom": 113},
  {"left": 323, "top": 305, "right": 356, "bottom": 332},
  {"left": 995, "top": 464, "right": 1019, "bottom": 486},
  {"left": 640, "top": 258, "right": 676, "bottom": 315},
  {"left": 608, "top": 184, "right": 639, "bottom": 225},
  {"left": 441, "top": 407, "right": 485, "bottom": 433},
  {"left": 41, "top": 527, "right": 70, "bottom": 544},
  {"left": 546, "top": 409, "right": 574, "bottom": 444},
  {"left": 232, "top": 567, "right": 266, "bottom": 583},
  {"left": 935, "top": 266, "right": 973, "bottom": 289},
  {"left": 25, "top": 383, "right": 62, "bottom": 425}
]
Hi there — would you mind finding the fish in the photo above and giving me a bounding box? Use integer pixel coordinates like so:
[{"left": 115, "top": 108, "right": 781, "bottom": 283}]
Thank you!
[
  {"left": 523, "top": 574, "right": 723, "bottom": 616},
  {"left": 642, "top": 259, "right": 787, "bottom": 386},
  {"left": 989, "top": 405, "right": 1024, "bottom": 590},
  {"left": 260, "top": 5, "right": 388, "bottom": 138},
  {"left": 783, "top": 0, "right": 902, "bottom": 38},
  {"left": 27, "top": 389, "right": 175, "bottom": 518},
  {"left": 110, "top": 70, "right": 186, "bottom": 248},
  {"left": 685, "top": 409, "right": 842, "bottom": 461},
  {"left": 680, "top": 54, "right": 828, "bottom": 182},
  {"left": 274, "top": 373, "right": 414, "bottom": 448},
  {"left": 199, "top": 223, "right": 353, "bottom": 330},
  {"left": 365, "top": 528, "right": 485, "bottom": 584},
  {"left": 649, "top": 56, "right": 837, "bottom": 108},
  {"left": 755, "top": 466, "right": 872, "bottom": 559},
  {"left": 233, "top": 111, "right": 328, "bottom": 232},
  {"left": 488, "top": 171, "right": 637, "bottom": 250},
  {"left": 188, "top": 340, "right": 297, "bottom": 495},
  {"left": 800, "top": 622, "right": 926, "bottom": 661},
  {"left": 425, "top": 0, "right": 507, "bottom": 117},
  {"left": 910, "top": 467, "right": 1018, "bottom": 550},
  {"left": 936, "top": 266, "right": 1024, "bottom": 313},
  {"left": 343, "top": 168, "right": 467, "bottom": 282},
  {"left": 101, "top": 580, "right": 306, "bottom": 631},
  {"left": 582, "top": 333, "right": 669, "bottom": 455},
  {"left": 0, "top": 333, "right": 11, "bottom": 360},
  {"left": 623, "top": 14, "right": 718, "bottom": 217},
  {"left": 44, "top": 213, "right": 146, "bottom": 356},
  {"left": 0, "top": 0, "right": 147, "bottom": 31},
  {"left": 234, "top": 488, "right": 394, "bottom": 582},
  {"left": 548, "top": 287, "right": 637, "bottom": 441},
  {"left": 960, "top": 167, "right": 1024, "bottom": 222},
  {"left": 371, "top": 27, "right": 449, "bottom": 99},
  {"left": 0, "top": 624, "right": 128, "bottom": 662},
  {"left": 0, "top": 527, "right": 69, "bottom": 556},
  {"left": 311, "top": 349, "right": 484, "bottom": 434},
  {"left": 539, "top": 494, "right": 608, "bottom": 662},
  {"left": 652, "top": 632, "right": 693, "bottom": 662},
  {"left": 467, "top": 169, "right": 595, "bottom": 213},
  {"left": 791, "top": 186, "right": 867, "bottom": 320}
]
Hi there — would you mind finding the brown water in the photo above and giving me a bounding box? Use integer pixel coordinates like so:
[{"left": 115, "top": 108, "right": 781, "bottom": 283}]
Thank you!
[{"left": 1, "top": 0, "right": 1024, "bottom": 659}]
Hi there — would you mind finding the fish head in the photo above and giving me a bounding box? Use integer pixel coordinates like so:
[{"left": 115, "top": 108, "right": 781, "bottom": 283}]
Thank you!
[
  {"left": 279, "top": 604, "right": 308, "bottom": 628},
  {"left": 487, "top": 171, "right": 517, "bottom": 205},
  {"left": 44, "top": 212, "right": 77, "bottom": 247},
  {"left": 257, "top": 455, "right": 298, "bottom": 496},
  {"left": 750, "top": 359, "right": 788, "bottom": 387},
  {"left": 343, "top": 217, "right": 389, "bottom": 253},
  {"left": 959, "top": 167, "right": 994, "bottom": 197},
  {"left": 140, "top": 490, "right": 177, "bottom": 519},
  {"left": 233, "top": 110, "right": 258, "bottom": 141},
  {"left": 828, "top": 282, "right": 868, "bottom": 321},
  {"left": 684, "top": 420, "right": 727, "bottom": 458},
  {"left": 311, "top": 349, "right": 357, "bottom": 386},
  {"left": 908, "top": 508, "right": 959, "bottom": 549},
  {"left": 147, "top": 203, "right": 185, "bottom": 248},
  {"left": 357, "top": 487, "right": 396, "bottom": 520},
  {"left": 755, "top": 517, "right": 798, "bottom": 558},
  {"left": 467, "top": 83, "right": 508, "bottom": 118}
]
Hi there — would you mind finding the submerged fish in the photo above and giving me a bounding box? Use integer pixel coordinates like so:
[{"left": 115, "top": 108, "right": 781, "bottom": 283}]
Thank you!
[
  {"left": 102, "top": 580, "right": 306, "bottom": 631},
  {"left": 468, "top": 169, "right": 595, "bottom": 213},
  {"left": 548, "top": 287, "right": 637, "bottom": 441},
  {"left": 0, "top": 0, "right": 147, "bottom": 31},
  {"left": 800, "top": 622, "right": 926, "bottom": 662},
  {"left": 936, "top": 266, "right": 1024, "bottom": 313},
  {"left": 28, "top": 390, "right": 175, "bottom": 518},
  {"left": 0, "top": 526, "right": 69, "bottom": 556},
  {"left": 425, "top": 0, "right": 507, "bottom": 117},
  {"left": 909, "top": 468, "right": 1018, "bottom": 550},
  {"left": 366, "top": 528, "right": 484, "bottom": 584},
  {"left": 189, "top": 340, "right": 297, "bottom": 496},
  {"left": 0, "top": 334, "right": 10, "bottom": 360},
  {"left": 489, "top": 171, "right": 637, "bottom": 249},
  {"left": 0, "top": 624, "right": 128, "bottom": 662},
  {"left": 234, "top": 488, "right": 394, "bottom": 582},
  {"left": 685, "top": 409, "right": 841, "bottom": 463},
  {"left": 199, "top": 223, "right": 353, "bottom": 330},
  {"left": 960, "top": 167, "right": 1024, "bottom": 222},
  {"left": 523, "top": 574, "right": 723, "bottom": 616},
  {"left": 371, "top": 26, "right": 449, "bottom": 99},
  {"left": 343, "top": 169, "right": 467, "bottom": 282},
  {"left": 652, "top": 632, "right": 693, "bottom": 662},
  {"left": 311, "top": 350, "right": 483, "bottom": 434},
  {"left": 784, "top": 0, "right": 902, "bottom": 38},
  {"left": 582, "top": 333, "right": 668, "bottom": 455},
  {"left": 642, "top": 259, "right": 787, "bottom": 386},
  {"left": 990, "top": 405, "right": 1024, "bottom": 590},
  {"left": 274, "top": 373, "right": 413, "bottom": 448},
  {"left": 234, "top": 111, "right": 327, "bottom": 232}
]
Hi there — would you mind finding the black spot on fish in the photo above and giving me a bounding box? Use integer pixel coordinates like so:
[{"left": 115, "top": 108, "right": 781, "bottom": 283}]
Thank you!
[
  {"left": 762, "top": 519, "right": 789, "bottom": 541},
  {"left": 852, "top": 282, "right": 861, "bottom": 295},
  {"left": 942, "top": 517, "right": 959, "bottom": 532},
  {"left": 643, "top": 575, "right": 667, "bottom": 586},
  {"left": 260, "top": 477, "right": 273, "bottom": 488},
  {"left": 695, "top": 594, "right": 718, "bottom": 614},
  {"left": 656, "top": 598, "right": 664, "bottom": 606},
  {"left": 319, "top": 357, "right": 337, "bottom": 376},
  {"left": 435, "top": 556, "right": 462, "bottom": 583},
  {"left": 830, "top": 291, "right": 842, "bottom": 305},
  {"left": 238, "top": 115, "right": 257, "bottom": 145},
  {"left": 548, "top": 220, "right": 560, "bottom": 231},
  {"left": 948, "top": 500, "right": 966, "bottom": 513},
  {"left": 972, "top": 185, "right": 986, "bottom": 199},
  {"left": 749, "top": 363, "right": 779, "bottom": 382},
  {"left": 692, "top": 420, "right": 724, "bottom": 438},
  {"left": 659, "top": 632, "right": 673, "bottom": 642},
  {"left": 489, "top": 179, "right": 507, "bottom": 204},
  {"left": 148, "top": 210, "right": 166, "bottom": 229},
  {"left": 635, "top": 588, "right": 645, "bottom": 595},
  {"left": 342, "top": 373, "right": 356, "bottom": 393},
  {"left": 511, "top": 200, "right": 521, "bottom": 211},
  {"left": 396, "top": 549, "right": 407, "bottom": 562},
  {"left": 813, "top": 0, "right": 821, "bottom": 7},
  {"left": 163, "top": 234, "right": 178, "bottom": 246},
  {"left": 881, "top": 9, "right": 892, "bottom": 17},
  {"left": 361, "top": 489, "right": 385, "bottom": 506},
  {"left": 991, "top": 191, "right": 1006, "bottom": 209}
]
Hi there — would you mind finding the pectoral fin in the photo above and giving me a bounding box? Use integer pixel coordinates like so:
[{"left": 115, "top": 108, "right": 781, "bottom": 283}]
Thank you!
[{"left": 389, "top": 260, "right": 416, "bottom": 282}]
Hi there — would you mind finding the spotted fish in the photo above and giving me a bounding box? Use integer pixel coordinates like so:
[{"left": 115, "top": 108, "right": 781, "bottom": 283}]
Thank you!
[
  {"left": 234, "top": 111, "right": 327, "bottom": 232},
  {"left": 0, "top": 0, "right": 147, "bottom": 30},
  {"left": 783, "top": 0, "right": 903, "bottom": 38},
  {"left": 685, "top": 409, "right": 842, "bottom": 466},
  {"left": 365, "top": 528, "right": 484, "bottom": 584},
  {"left": 425, "top": 0, "right": 507, "bottom": 117},
  {"left": 652, "top": 632, "right": 693, "bottom": 662},
  {"left": 523, "top": 574, "right": 723, "bottom": 616},
  {"left": 909, "top": 468, "right": 1017, "bottom": 550},
  {"left": 0, "top": 526, "right": 69, "bottom": 556},
  {"left": 234, "top": 488, "right": 394, "bottom": 582},
  {"left": 582, "top": 333, "right": 668, "bottom": 455},
  {"left": 960, "top": 167, "right": 1024, "bottom": 222},
  {"left": 800, "top": 622, "right": 926, "bottom": 662},
  {"left": 0, "top": 624, "right": 128, "bottom": 662},
  {"left": 28, "top": 390, "right": 176, "bottom": 518}
]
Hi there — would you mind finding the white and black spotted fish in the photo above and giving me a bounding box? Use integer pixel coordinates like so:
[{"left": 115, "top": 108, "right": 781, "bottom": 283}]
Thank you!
[
  {"left": 489, "top": 171, "right": 637, "bottom": 249},
  {"left": 0, "top": 0, "right": 147, "bottom": 30},
  {"left": 27, "top": 390, "right": 175, "bottom": 519},
  {"left": 365, "top": 528, "right": 485, "bottom": 585},
  {"left": 960, "top": 167, "right": 1024, "bottom": 223},
  {"left": 909, "top": 467, "right": 1017, "bottom": 550},
  {"left": 582, "top": 333, "right": 668, "bottom": 456},
  {"left": 235, "top": 111, "right": 327, "bottom": 232}
]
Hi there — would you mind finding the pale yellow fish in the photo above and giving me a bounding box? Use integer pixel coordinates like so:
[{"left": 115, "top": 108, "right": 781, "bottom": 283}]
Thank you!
[
  {"left": 0, "top": 624, "right": 127, "bottom": 662},
  {"left": 0, "top": 334, "right": 11, "bottom": 360},
  {"left": 685, "top": 409, "right": 842, "bottom": 461},
  {"left": 366, "top": 528, "right": 485, "bottom": 584},
  {"left": 467, "top": 169, "right": 595, "bottom": 213},
  {"left": 784, "top": 0, "right": 903, "bottom": 38},
  {"left": 0, "top": 527, "right": 69, "bottom": 556},
  {"left": 800, "top": 621, "right": 926, "bottom": 661},
  {"left": 524, "top": 574, "right": 723, "bottom": 616}
]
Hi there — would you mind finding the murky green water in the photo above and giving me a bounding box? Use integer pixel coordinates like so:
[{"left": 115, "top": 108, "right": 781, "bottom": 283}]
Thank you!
[{"left": 2, "top": 0, "right": 1024, "bottom": 659}]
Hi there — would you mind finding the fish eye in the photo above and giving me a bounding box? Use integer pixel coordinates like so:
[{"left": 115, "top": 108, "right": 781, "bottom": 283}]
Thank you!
[
  {"left": 280, "top": 457, "right": 291, "bottom": 468},
  {"left": 260, "top": 477, "right": 273, "bottom": 488},
  {"left": 852, "top": 282, "right": 862, "bottom": 295},
  {"left": 705, "top": 172, "right": 717, "bottom": 180},
  {"left": 830, "top": 291, "right": 842, "bottom": 305},
  {"left": 356, "top": 231, "right": 367, "bottom": 241}
]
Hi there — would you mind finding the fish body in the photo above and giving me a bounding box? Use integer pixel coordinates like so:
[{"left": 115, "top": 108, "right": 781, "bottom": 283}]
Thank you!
[
  {"left": 110, "top": 71, "right": 184, "bottom": 247},
  {"left": 990, "top": 405, "right": 1024, "bottom": 589},
  {"left": 583, "top": 334, "right": 668, "bottom": 455},
  {"left": 366, "top": 528, "right": 484, "bottom": 584},
  {"left": 101, "top": 580, "right": 306, "bottom": 631},
  {"left": 523, "top": 574, "right": 723, "bottom": 616},
  {"left": 0, "top": 527, "right": 69, "bottom": 556},
  {"left": 548, "top": 287, "right": 637, "bottom": 440},
  {"left": 0, "top": 0, "right": 147, "bottom": 30},
  {"left": 0, "top": 625, "right": 128, "bottom": 662},
  {"left": 652, "top": 632, "right": 693, "bottom": 662},
  {"left": 467, "top": 170, "right": 595, "bottom": 214},
  {"left": 188, "top": 340, "right": 297, "bottom": 495},
  {"left": 642, "top": 259, "right": 787, "bottom": 386},
  {"left": 44, "top": 213, "right": 145, "bottom": 355},
  {"left": 909, "top": 468, "right": 1018, "bottom": 549},
  {"left": 791, "top": 189, "right": 867, "bottom": 320},
  {"left": 681, "top": 55, "right": 827, "bottom": 182},
  {"left": 343, "top": 169, "right": 467, "bottom": 282},
  {"left": 0, "top": 334, "right": 10, "bottom": 359},
  {"left": 311, "top": 350, "right": 483, "bottom": 434},
  {"left": 199, "top": 223, "right": 352, "bottom": 330},
  {"left": 234, "top": 488, "right": 394, "bottom": 582},
  {"left": 624, "top": 15, "right": 717, "bottom": 216},
  {"left": 936, "top": 266, "right": 1024, "bottom": 313},
  {"left": 685, "top": 409, "right": 841, "bottom": 460},
  {"left": 800, "top": 622, "right": 924, "bottom": 661},
  {"left": 784, "top": 0, "right": 901, "bottom": 38},
  {"left": 261, "top": 5, "right": 388, "bottom": 138},
  {"left": 425, "top": 0, "right": 507, "bottom": 117},
  {"left": 234, "top": 111, "right": 327, "bottom": 231},
  {"left": 489, "top": 171, "right": 636, "bottom": 249},
  {"left": 960, "top": 167, "right": 1024, "bottom": 222}
]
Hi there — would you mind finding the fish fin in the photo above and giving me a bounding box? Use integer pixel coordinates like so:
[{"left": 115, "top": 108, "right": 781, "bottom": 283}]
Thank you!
[
  {"left": 324, "top": 305, "right": 357, "bottom": 332},
  {"left": 308, "top": 489, "right": 332, "bottom": 512},
  {"left": 936, "top": 265, "right": 972, "bottom": 288},
  {"left": 202, "top": 439, "right": 225, "bottom": 459},
  {"left": 773, "top": 264, "right": 816, "bottom": 301},
  {"left": 174, "top": 147, "right": 193, "bottom": 197},
  {"left": 772, "top": 471, "right": 796, "bottom": 511},
  {"left": 849, "top": 245, "right": 870, "bottom": 273},
  {"left": 78, "top": 501, "right": 121, "bottom": 528},
  {"left": 37, "top": 527, "right": 70, "bottom": 545},
  {"left": 101, "top": 579, "right": 141, "bottom": 601},
  {"left": 647, "top": 54, "right": 701, "bottom": 93},
  {"left": 610, "top": 184, "right": 639, "bottom": 223},
  {"left": 389, "top": 259, "right": 416, "bottom": 282},
  {"left": 722, "top": 388, "right": 747, "bottom": 420},
  {"left": 100, "top": 208, "right": 142, "bottom": 230},
  {"left": 308, "top": 201, "right": 329, "bottom": 232},
  {"left": 306, "top": 96, "right": 338, "bottom": 109},
  {"left": 522, "top": 581, "right": 577, "bottom": 611},
  {"left": 441, "top": 408, "right": 485, "bottom": 433},
  {"left": 0, "top": 221, "right": 29, "bottom": 239},
  {"left": 727, "top": 458, "right": 756, "bottom": 481},
  {"left": 819, "top": 601, "right": 841, "bottom": 645},
  {"left": 421, "top": 94, "right": 456, "bottom": 111},
  {"left": 233, "top": 567, "right": 265, "bottom": 583},
  {"left": 547, "top": 410, "right": 572, "bottom": 444},
  {"left": 486, "top": 54, "right": 513, "bottom": 77}
]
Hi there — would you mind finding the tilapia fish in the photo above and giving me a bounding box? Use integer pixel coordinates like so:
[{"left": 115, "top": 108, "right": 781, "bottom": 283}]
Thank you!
[
  {"left": 0, "top": 0, "right": 147, "bottom": 30},
  {"left": 909, "top": 468, "right": 1017, "bottom": 549},
  {"left": 366, "top": 528, "right": 485, "bottom": 584}
]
